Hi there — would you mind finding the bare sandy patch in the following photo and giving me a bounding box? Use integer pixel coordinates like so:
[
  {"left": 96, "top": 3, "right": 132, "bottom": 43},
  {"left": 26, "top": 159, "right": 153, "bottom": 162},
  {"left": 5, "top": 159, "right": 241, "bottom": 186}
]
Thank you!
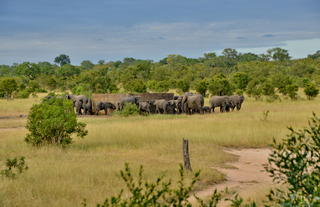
[{"left": 192, "top": 148, "right": 273, "bottom": 205}]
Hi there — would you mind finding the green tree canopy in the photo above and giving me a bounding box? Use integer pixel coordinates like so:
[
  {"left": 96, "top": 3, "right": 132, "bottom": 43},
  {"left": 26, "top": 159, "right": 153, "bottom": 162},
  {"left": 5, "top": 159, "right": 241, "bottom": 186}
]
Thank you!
[
  {"left": 208, "top": 74, "right": 233, "bottom": 96},
  {"left": 0, "top": 78, "right": 18, "bottom": 98},
  {"left": 54, "top": 54, "right": 71, "bottom": 66},
  {"left": 267, "top": 47, "right": 291, "bottom": 61}
]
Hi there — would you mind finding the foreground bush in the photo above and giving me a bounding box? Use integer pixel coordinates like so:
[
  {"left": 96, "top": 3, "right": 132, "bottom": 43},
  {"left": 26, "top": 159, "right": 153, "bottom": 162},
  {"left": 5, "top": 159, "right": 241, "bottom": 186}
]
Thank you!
[
  {"left": 83, "top": 164, "right": 253, "bottom": 207},
  {"left": 25, "top": 97, "right": 88, "bottom": 146},
  {"left": 265, "top": 113, "right": 320, "bottom": 206},
  {"left": 304, "top": 83, "right": 319, "bottom": 100}
]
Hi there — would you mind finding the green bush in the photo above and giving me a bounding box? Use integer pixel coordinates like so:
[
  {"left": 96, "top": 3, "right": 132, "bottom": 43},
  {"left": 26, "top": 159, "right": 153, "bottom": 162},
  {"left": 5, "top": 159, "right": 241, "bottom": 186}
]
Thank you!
[
  {"left": 176, "top": 79, "right": 190, "bottom": 93},
  {"left": 208, "top": 74, "right": 233, "bottom": 96},
  {"left": 193, "top": 79, "right": 208, "bottom": 96},
  {"left": 25, "top": 97, "right": 88, "bottom": 146},
  {"left": 304, "top": 83, "right": 319, "bottom": 100},
  {"left": 15, "top": 89, "right": 31, "bottom": 99},
  {"left": 265, "top": 113, "right": 320, "bottom": 206},
  {"left": 115, "top": 103, "right": 140, "bottom": 117},
  {"left": 123, "top": 79, "right": 147, "bottom": 93},
  {"left": 0, "top": 156, "right": 28, "bottom": 179},
  {"left": 83, "top": 164, "right": 256, "bottom": 207},
  {"left": 285, "top": 84, "right": 299, "bottom": 100},
  {"left": 146, "top": 80, "right": 170, "bottom": 92},
  {"left": 0, "top": 78, "right": 18, "bottom": 99}
]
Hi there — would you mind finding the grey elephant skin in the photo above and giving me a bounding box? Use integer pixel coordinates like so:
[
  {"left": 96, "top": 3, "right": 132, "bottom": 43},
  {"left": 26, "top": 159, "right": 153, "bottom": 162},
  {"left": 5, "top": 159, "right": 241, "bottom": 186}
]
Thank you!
[
  {"left": 95, "top": 101, "right": 116, "bottom": 115},
  {"left": 139, "top": 101, "right": 151, "bottom": 114},
  {"left": 66, "top": 94, "right": 90, "bottom": 115},
  {"left": 174, "top": 96, "right": 183, "bottom": 114},
  {"left": 117, "top": 96, "right": 140, "bottom": 110},
  {"left": 154, "top": 99, "right": 176, "bottom": 114},
  {"left": 229, "top": 95, "right": 245, "bottom": 111},
  {"left": 203, "top": 106, "right": 211, "bottom": 113},
  {"left": 209, "top": 96, "right": 233, "bottom": 112},
  {"left": 182, "top": 94, "right": 204, "bottom": 114}
]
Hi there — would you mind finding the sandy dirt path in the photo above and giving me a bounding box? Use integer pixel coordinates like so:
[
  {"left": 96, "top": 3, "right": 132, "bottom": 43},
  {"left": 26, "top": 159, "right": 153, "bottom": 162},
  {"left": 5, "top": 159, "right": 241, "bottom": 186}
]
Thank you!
[{"left": 192, "top": 148, "right": 273, "bottom": 205}]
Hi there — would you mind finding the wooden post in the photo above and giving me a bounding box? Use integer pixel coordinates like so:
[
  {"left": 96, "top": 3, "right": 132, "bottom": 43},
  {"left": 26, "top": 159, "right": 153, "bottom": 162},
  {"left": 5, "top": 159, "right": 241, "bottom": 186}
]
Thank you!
[{"left": 183, "top": 138, "right": 192, "bottom": 171}]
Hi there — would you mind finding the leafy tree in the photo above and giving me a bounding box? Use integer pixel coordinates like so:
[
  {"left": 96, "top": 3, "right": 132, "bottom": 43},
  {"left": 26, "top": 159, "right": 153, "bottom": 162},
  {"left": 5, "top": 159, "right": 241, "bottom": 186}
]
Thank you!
[
  {"left": 25, "top": 97, "right": 87, "bottom": 146},
  {"left": 304, "top": 83, "right": 319, "bottom": 99},
  {"left": 267, "top": 47, "right": 290, "bottom": 61},
  {"left": 37, "top": 61, "right": 57, "bottom": 75},
  {"left": 231, "top": 72, "right": 250, "bottom": 90},
  {"left": 80, "top": 60, "right": 94, "bottom": 70},
  {"left": 147, "top": 80, "right": 170, "bottom": 92},
  {"left": 0, "top": 78, "right": 18, "bottom": 99},
  {"left": 271, "top": 74, "right": 293, "bottom": 95},
  {"left": 208, "top": 74, "right": 233, "bottom": 96},
  {"left": 176, "top": 79, "right": 190, "bottom": 93},
  {"left": 193, "top": 79, "right": 207, "bottom": 96},
  {"left": 123, "top": 79, "right": 147, "bottom": 93},
  {"left": 54, "top": 54, "right": 71, "bottom": 66},
  {"left": 75, "top": 68, "right": 118, "bottom": 93},
  {"left": 98, "top": 60, "right": 105, "bottom": 65},
  {"left": 285, "top": 84, "right": 299, "bottom": 100},
  {"left": 222, "top": 48, "right": 238, "bottom": 60},
  {"left": 246, "top": 79, "right": 263, "bottom": 100},
  {"left": 203, "top": 52, "right": 216, "bottom": 59},
  {"left": 16, "top": 62, "right": 40, "bottom": 80},
  {"left": 261, "top": 79, "right": 276, "bottom": 96},
  {"left": 238, "top": 52, "right": 260, "bottom": 62},
  {"left": 56, "top": 64, "right": 80, "bottom": 79}
]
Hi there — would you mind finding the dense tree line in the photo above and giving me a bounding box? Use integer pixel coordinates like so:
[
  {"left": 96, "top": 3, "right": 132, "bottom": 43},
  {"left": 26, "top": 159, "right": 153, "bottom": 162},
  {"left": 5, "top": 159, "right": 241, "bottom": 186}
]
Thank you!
[{"left": 0, "top": 48, "right": 319, "bottom": 100}]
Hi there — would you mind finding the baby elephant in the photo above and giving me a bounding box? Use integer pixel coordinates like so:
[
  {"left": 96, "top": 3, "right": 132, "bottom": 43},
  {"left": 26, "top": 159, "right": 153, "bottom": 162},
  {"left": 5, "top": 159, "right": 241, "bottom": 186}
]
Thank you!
[
  {"left": 95, "top": 101, "right": 116, "bottom": 115},
  {"left": 203, "top": 106, "right": 211, "bottom": 113}
]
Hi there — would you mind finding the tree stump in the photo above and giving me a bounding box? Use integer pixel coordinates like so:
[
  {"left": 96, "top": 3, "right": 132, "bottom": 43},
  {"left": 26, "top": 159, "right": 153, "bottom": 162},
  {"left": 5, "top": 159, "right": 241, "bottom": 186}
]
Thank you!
[{"left": 182, "top": 138, "right": 192, "bottom": 171}]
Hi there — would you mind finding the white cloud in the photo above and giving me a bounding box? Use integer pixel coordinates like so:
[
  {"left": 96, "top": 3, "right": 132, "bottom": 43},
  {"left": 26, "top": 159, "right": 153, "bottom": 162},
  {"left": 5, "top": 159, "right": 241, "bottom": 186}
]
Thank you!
[{"left": 0, "top": 19, "right": 319, "bottom": 64}]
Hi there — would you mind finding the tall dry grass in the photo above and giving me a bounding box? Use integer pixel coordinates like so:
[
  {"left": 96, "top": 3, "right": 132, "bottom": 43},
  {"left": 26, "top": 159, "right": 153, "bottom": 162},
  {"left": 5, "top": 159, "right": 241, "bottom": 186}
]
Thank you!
[{"left": 0, "top": 96, "right": 320, "bottom": 206}]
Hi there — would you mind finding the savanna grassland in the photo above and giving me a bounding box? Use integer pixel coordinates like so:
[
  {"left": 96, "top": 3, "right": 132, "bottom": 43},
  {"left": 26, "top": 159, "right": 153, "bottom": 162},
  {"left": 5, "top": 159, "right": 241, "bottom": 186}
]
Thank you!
[{"left": 0, "top": 95, "right": 320, "bottom": 207}]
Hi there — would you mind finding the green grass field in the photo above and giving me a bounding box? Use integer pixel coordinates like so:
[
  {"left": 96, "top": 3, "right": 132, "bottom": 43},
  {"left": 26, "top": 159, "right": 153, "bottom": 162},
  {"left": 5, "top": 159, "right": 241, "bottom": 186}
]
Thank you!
[{"left": 0, "top": 95, "right": 319, "bottom": 207}]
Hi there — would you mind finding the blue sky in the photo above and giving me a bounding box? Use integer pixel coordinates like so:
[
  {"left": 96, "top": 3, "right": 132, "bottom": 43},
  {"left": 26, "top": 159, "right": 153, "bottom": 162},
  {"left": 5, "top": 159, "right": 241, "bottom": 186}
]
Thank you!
[{"left": 0, "top": 0, "right": 319, "bottom": 65}]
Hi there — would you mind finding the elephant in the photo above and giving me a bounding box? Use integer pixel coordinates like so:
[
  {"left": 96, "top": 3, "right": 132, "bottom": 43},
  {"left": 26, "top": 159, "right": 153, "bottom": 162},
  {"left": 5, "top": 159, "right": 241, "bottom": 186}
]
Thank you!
[
  {"left": 148, "top": 100, "right": 157, "bottom": 114},
  {"left": 139, "top": 101, "right": 151, "bottom": 114},
  {"left": 203, "top": 106, "right": 211, "bottom": 113},
  {"left": 229, "top": 95, "right": 245, "bottom": 111},
  {"left": 182, "top": 94, "right": 204, "bottom": 114},
  {"left": 154, "top": 99, "right": 176, "bottom": 114},
  {"left": 83, "top": 99, "right": 93, "bottom": 115},
  {"left": 117, "top": 96, "right": 140, "bottom": 110},
  {"left": 95, "top": 101, "right": 116, "bottom": 115},
  {"left": 209, "top": 96, "right": 233, "bottom": 113},
  {"left": 66, "top": 94, "right": 90, "bottom": 115},
  {"left": 174, "top": 96, "right": 183, "bottom": 114},
  {"left": 166, "top": 100, "right": 177, "bottom": 114}
]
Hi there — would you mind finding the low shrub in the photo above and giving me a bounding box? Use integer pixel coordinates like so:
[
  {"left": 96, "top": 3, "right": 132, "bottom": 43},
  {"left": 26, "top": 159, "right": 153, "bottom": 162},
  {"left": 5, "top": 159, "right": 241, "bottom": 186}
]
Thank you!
[
  {"left": 25, "top": 96, "right": 88, "bottom": 146},
  {"left": 15, "top": 89, "right": 31, "bottom": 99},
  {"left": 115, "top": 103, "right": 140, "bottom": 117},
  {"left": 0, "top": 156, "right": 28, "bottom": 179}
]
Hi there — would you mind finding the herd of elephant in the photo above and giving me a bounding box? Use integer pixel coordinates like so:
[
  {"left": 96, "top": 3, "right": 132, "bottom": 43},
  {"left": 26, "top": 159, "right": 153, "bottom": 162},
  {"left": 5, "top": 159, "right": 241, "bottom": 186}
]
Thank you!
[{"left": 56, "top": 93, "right": 244, "bottom": 116}]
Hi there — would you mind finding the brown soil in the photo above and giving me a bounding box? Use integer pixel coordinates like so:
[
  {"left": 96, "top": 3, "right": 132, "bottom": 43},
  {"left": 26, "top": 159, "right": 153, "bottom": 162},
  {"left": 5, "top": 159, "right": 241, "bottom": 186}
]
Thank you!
[{"left": 192, "top": 148, "right": 273, "bottom": 205}]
